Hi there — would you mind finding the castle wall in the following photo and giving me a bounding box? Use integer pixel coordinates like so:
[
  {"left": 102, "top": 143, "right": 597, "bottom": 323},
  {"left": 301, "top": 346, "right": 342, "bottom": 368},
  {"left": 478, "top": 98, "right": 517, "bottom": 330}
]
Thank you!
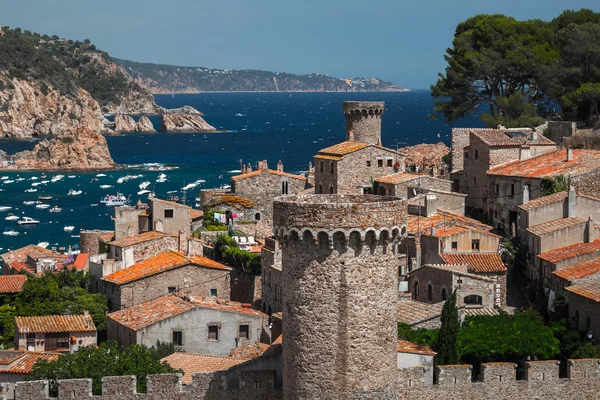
[
  {"left": 343, "top": 101, "right": 384, "bottom": 145},
  {"left": 336, "top": 147, "right": 404, "bottom": 194}
]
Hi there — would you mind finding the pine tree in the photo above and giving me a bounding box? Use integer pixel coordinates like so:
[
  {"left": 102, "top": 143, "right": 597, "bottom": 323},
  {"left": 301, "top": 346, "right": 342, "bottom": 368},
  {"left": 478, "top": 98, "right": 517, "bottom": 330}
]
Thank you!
[{"left": 436, "top": 289, "right": 460, "bottom": 365}]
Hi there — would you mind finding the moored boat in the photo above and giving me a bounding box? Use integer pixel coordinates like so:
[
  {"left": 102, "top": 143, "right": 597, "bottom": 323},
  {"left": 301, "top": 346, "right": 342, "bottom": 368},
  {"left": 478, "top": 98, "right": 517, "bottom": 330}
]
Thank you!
[
  {"left": 49, "top": 206, "right": 62, "bottom": 213},
  {"left": 18, "top": 217, "right": 40, "bottom": 225},
  {"left": 100, "top": 193, "right": 130, "bottom": 206},
  {"left": 5, "top": 213, "right": 19, "bottom": 221},
  {"left": 68, "top": 189, "right": 83, "bottom": 196},
  {"left": 3, "top": 229, "right": 19, "bottom": 236}
]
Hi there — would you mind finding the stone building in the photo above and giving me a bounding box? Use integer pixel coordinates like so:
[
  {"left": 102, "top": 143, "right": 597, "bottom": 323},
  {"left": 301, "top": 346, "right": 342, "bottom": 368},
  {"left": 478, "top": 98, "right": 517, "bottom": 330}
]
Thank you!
[
  {"left": 1, "top": 245, "right": 68, "bottom": 276},
  {"left": 260, "top": 237, "right": 282, "bottom": 315},
  {"left": 107, "top": 294, "right": 270, "bottom": 356},
  {"left": 14, "top": 314, "right": 96, "bottom": 352},
  {"left": 272, "top": 194, "right": 407, "bottom": 398},
  {"left": 0, "top": 351, "right": 58, "bottom": 400},
  {"left": 313, "top": 101, "right": 406, "bottom": 195},
  {"left": 451, "top": 128, "right": 555, "bottom": 213},
  {"left": 551, "top": 257, "right": 600, "bottom": 294},
  {"left": 99, "top": 250, "right": 231, "bottom": 311},
  {"left": 397, "top": 298, "right": 499, "bottom": 330},
  {"left": 566, "top": 275, "right": 600, "bottom": 342},
  {"left": 487, "top": 149, "right": 600, "bottom": 234}
]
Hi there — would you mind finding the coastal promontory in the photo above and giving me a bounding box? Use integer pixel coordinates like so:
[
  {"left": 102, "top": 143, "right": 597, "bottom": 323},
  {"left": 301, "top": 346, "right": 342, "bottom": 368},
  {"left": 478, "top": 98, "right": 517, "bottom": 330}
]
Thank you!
[{"left": 160, "top": 106, "right": 216, "bottom": 132}]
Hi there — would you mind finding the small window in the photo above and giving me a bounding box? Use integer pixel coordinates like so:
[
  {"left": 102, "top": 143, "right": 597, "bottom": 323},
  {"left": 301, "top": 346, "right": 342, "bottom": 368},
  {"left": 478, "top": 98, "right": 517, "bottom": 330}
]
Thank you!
[
  {"left": 451, "top": 241, "right": 458, "bottom": 251},
  {"left": 210, "top": 288, "right": 218, "bottom": 297},
  {"left": 366, "top": 160, "right": 371, "bottom": 167},
  {"left": 464, "top": 151, "right": 469, "bottom": 159},
  {"left": 464, "top": 295, "right": 483, "bottom": 305},
  {"left": 427, "top": 285, "right": 433, "bottom": 301},
  {"left": 164, "top": 209, "right": 174, "bottom": 219},
  {"left": 473, "top": 177, "right": 477, "bottom": 186},
  {"left": 413, "top": 281, "right": 419, "bottom": 298},
  {"left": 168, "top": 286, "right": 176, "bottom": 293},
  {"left": 387, "top": 159, "right": 393, "bottom": 167},
  {"left": 378, "top": 159, "right": 383, "bottom": 168},
  {"left": 318, "top": 184, "right": 323, "bottom": 194},
  {"left": 441, "top": 288, "right": 448, "bottom": 301},
  {"left": 319, "top": 161, "right": 324, "bottom": 173},
  {"left": 255, "top": 212, "right": 261, "bottom": 221},
  {"left": 172, "top": 330, "right": 183, "bottom": 346},
  {"left": 208, "top": 325, "right": 219, "bottom": 341},
  {"left": 495, "top": 184, "right": 499, "bottom": 194},
  {"left": 474, "top": 150, "right": 479, "bottom": 159},
  {"left": 472, "top": 239, "right": 480, "bottom": 251},
  {"left": 329, "top": 186, "right": 334, "bottom": 194},
  {"left": 330, "top": 162, "right": 334, "bottom": 174},
  {"left": 510, "top": 183, "right": 515, "bottom": 196},
  {"left": 239, "top": 324, "right": 249, "bottom": 339}
]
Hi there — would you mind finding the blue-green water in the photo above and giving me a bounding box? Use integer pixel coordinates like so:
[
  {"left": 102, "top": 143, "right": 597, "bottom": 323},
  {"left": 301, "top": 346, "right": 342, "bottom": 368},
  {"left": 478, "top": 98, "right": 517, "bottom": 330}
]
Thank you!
[{"left": 0, "top": 91, "right": 484, "bottom": 251}]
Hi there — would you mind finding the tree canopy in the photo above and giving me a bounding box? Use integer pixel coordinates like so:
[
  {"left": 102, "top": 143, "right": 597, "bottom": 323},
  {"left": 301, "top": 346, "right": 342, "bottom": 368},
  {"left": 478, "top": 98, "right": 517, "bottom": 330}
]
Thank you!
[
  {"left": 431, "top": 9, "right": 600, "bottom": 126},
  {"left": 29, "top": 341, "right": 177, "bottom": 395}
]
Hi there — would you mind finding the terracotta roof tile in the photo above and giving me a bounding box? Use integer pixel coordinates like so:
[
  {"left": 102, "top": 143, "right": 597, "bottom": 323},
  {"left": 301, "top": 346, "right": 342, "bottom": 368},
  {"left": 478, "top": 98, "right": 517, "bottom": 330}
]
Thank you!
[
  {"left": 553, "top": 258, "right": 600, "bottom": 282},
  {"left": 441, "top": 253, "right": 507, "bottom": 273},
  {"left": 313, "top": 154, "right": 343, "bottom": 161},
  {"left": 397, "top": 339, "right": 437, "bottom": 356},
  {"left": 72, "top": 254, "right": 89, "bottom": 271},
  {"left": 566, "top": 276, "right": 600, "bottom": 302},
  {"left": 538, "top": 239, "right": 600, "bottom": 264},
  {"left": 108, "top": 294, "right": 265, "bottom": 331},
  {"left": 190, "top": 209, "right": 204, "bottom": 220},
  {"left": 7, "top": 352, "right": 59, "bottom": 374},
  {"left": 15, "top": 314, "right": 96, "bottom": 333},
  {"left": 109, "top": 231, "right": 168, "bottom": 248},
  {"left": 397, "top": 298, "right": 444, "bottom": 326},
  {"left": 9, "top": 261, "right": 34, "bottom": 275},
  {"left": 98, "top": 232, "right": 115, "bottom": 242},
  {"left": 1, "top": 245, "right": 54, "bottom": 264},
  {"left": 421, "top": 264, "right": 495, "bottom": 281},
  {"left": 488, "top": 149, "right": 600, "bottom": 178},
  {"left": 102, "top": 251, "right": 231, "bottom": 285},
  {"left": 231, "top": 169, "right": 306, "bottom": 182},
  {"left": 407, "top": 210, "right": 492, "bottom": 236},
  {"left": 431, "top": 226, "right": 470, "bottom": 238},
  {"left": 526, "top": 217, "right": 586, "bottom": 236},
  {"left": 375, "top": 173, "right": 421, "bottom": 185},
  {"left": 161, "top": 353, "right": 248, "bottom": 384},
  {"left": 472, "top": 129, "right": 555, "bottom": 148},
  {"left": 519, "top": 191, "right": 568, "bottom": 211},
  {"left": 318, "top": 141, "right": 370, "bottom": 156},
  {"left": 462, "top": 306, "right": 500, "bottom": 317},
  {"left": 0, "top": 350, "right": 26, "bottom": 365},
  {"left": 0, "top": 275, "right": 27, "bottom": 293}
]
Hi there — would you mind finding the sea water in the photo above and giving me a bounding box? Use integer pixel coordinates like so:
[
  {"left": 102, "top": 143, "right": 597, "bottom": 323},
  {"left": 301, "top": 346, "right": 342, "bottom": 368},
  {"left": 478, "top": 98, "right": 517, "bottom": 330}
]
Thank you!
[{"left": 0, "top": 91, "right": 484, "bottom": 251}]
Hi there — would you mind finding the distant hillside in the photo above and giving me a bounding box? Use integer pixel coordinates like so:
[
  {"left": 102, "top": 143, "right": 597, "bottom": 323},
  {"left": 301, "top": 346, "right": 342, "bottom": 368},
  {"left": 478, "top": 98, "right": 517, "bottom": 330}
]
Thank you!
[{"left": 113, "top": 58, "right": 409, "bottom": 94}]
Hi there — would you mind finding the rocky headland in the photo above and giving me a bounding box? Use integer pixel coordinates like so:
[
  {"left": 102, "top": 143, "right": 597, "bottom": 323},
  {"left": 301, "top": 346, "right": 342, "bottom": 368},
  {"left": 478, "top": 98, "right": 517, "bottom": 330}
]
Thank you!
[
  {"left": 160, "top": 106, "right": 216, "bottom": 132},
  {"left": 10, "top": 126, "right": 115, "bottom": 170}
]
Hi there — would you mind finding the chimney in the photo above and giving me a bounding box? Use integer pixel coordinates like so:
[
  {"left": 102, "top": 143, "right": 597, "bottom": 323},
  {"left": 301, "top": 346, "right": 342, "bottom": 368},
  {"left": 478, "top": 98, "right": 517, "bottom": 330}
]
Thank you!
[
  {"left": 424, "top": 194, "right": 437, "bottom": 217},
  {"left": 277, "top": 160, "right": 283, "bottom": 172},
  {"left": 347, "top": 129, "right": 355, "bottom": 141},
  {"left": 567, "top": 185, "right": 576, "bottom": 218},
  {"left": 522, "top": 184, "right": 530, "bottom": 204},
  {"left": 567, "top": 148, "right": 573, "bottom": 161},
  {"left": 415, "top": 240, "right": 422, "bottom": 270},
  {"left": 532, "top": 131, "right": 538, "bottom": 142},
  {"left": 585, "top": 215, "right": 597, "bottom": 243}
]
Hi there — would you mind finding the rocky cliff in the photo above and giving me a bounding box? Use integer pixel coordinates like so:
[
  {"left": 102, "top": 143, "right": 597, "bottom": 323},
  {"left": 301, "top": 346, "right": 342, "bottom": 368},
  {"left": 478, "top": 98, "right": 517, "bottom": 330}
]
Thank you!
[
  {"left": 135, "top": 116, "right": 156, "bottom": 132},
  {"left": 12, "top": 126, "right": 115, "bottom": 170},
  {"left": 160, "top": 106, "right": 216, "bottom": 132}
]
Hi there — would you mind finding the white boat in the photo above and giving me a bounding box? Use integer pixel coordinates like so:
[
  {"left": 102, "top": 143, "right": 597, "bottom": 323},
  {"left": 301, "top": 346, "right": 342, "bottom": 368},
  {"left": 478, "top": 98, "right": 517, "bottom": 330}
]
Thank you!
[
  {"left": 36, "top": 204, "right": 50, "bottom": 209},
  {"left": 137, "top": 189, "right": 151, "bottom": 195},
  {"left": 3, "top": 180, "right": 14, "bottom": 184},
  {"left": 23, "top": 201, "right": 39, "bottom": 205},
  {"left": 5, "top": 214, "right": 19, "bottom": 221},
  {"left": 0, "top": 206, "right": 12, "bottom": 211},
  {"left": 96, "top": 173, "right": 107, "bottom": 177},
  {"left": 116, "top": 177, "right": 125, "bottom": 184},
  {"left": 31, "top": 182, "right": 41, "bottom": 187},
  {"left": 100, "top": 185, "right": 112, "bottom": 189},
  {"left": 139, "top": 181, "right": 151, "bottom": 190},
  {"left": 25, "top": 188, "right": 37, "bottom": 193},
  {"left": 37, "top": 242, "right": 49, "bottom": 248},
  {"left": 220, "top": 184, "right": 231, "bottom": 190},
  {"left": 51, "top": 175, "right": 64, "bottom": 182},
  {"left": 38, "top": 196, "right": 52, "bottom": 201},
  {"left": 68, "top": 189, "right": 83, "bottom": 196},
  {"left": 3, "top": 230, "right": 19, "bottom": 236},
  {"left": 15, "top": 178, "right": 25, "bottom": 182},
  {"left": 40, "top": 180, "right": 49, "bottom": 184},
  {"left": 18, "top": 217, "right": 40, "bottom": 225},
  {"left": 100, "top": 193, "right": 130, "bottom": 206},
  {"left": 30, "top": 177, "right": 39, "bottom": 180},
  {"left": 63, "top": 226, "right": 75, "bottom": 232},
  {"left": 68, "top": 175, "right": 76, "bottom": 178},
  {"left": 0, "top": 176, "right": 8, "bottom": 180},
  {"left": 49, "top": 206, "right": 62, "bottom": 213}
]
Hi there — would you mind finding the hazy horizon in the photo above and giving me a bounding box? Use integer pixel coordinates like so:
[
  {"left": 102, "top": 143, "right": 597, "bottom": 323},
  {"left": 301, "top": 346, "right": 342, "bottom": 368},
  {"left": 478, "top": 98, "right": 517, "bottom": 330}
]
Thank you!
[{"left": 3, "top": 0, "right": 600, "bottom": 89}]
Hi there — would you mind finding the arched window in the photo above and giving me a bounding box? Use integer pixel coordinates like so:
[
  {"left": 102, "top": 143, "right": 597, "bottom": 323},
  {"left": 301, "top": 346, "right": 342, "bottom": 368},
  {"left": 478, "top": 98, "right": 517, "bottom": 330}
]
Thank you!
[
  {"left": 282, "top": 182, "right": 286, "bottom": 194},
  {"left": 413, "top": 281, "right": 419, "bottom": 299},
  {"left": 464, "top": 294, "right": 482, "bottom": 305},
  {"left": 255, "top": 213, "right": 261, "bottom": 221},
  {"left": 441, "top": 288, "right": 447, "bottom": 301},
  {"left": 427, "top": 285, "right": 433, "bottom": 301}
]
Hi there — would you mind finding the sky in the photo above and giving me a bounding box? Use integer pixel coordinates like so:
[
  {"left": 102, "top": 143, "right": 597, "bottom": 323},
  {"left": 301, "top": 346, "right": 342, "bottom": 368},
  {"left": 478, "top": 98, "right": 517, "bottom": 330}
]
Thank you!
[{"left": 3, "top": 0, "right": 600, "bottom": 89}]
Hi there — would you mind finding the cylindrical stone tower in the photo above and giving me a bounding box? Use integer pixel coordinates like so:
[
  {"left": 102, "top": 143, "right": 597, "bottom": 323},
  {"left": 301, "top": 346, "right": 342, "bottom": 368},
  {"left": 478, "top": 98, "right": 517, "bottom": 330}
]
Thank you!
[
  {"left": 343, "top": 101, "right": 385, "bottom": 145},
  {"left": 273, "top": 194, "right": 407, "bottom": 399}
]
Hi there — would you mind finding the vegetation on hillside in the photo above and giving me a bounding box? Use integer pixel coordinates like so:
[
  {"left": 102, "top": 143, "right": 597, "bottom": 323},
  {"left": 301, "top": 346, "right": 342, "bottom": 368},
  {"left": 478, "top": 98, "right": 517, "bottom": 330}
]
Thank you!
[
  {"left": 0, "top": 27, "right": 141, "bottom": 106},
  {"left": 431, "top": 9, "right": 600, "bottom": 126}
]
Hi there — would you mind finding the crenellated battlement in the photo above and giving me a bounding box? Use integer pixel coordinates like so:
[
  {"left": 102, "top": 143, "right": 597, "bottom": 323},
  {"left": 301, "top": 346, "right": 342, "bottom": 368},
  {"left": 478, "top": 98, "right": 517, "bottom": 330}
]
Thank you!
[
  {"left": 343, "top": 101, "right": 385, "bottom": 118},
  {"left": 342, "top": 101, "right": 385, "bottom": 145}
]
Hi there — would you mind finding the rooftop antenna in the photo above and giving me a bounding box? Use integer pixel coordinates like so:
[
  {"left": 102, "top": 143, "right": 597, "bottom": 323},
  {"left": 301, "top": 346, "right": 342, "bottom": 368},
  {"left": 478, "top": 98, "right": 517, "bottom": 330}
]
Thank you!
[{"left": 238, "top": 159, "right": 243, "bottom": 172}]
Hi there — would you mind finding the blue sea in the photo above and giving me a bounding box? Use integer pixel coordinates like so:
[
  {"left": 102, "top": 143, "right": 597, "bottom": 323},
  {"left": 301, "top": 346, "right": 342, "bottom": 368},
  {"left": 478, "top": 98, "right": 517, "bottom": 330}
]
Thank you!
[{"left": 0, "top": 91, "right": 484, "bottom": 251}]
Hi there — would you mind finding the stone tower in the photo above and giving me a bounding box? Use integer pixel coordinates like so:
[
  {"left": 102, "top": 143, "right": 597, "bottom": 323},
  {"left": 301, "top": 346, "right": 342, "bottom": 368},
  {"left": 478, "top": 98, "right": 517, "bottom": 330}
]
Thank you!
[
  {"left": 343, "top": 101, "right": 385, "bottom": 145},
  {"left": 273, "top": 194, "right": 407, "bottom": 399}
]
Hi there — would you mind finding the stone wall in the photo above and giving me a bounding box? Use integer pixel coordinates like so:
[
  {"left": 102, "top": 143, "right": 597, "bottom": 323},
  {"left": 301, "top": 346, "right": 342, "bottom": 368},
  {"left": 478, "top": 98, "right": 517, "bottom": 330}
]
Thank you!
[
  {"left": 451, "top": 128, "right": 470, "bottom": 173},
  {"left": 337, "top": 147, "right": 405, "bottom": 194},
  {"left": 548, "top": 121, "right": 577, "bottom": 143},
  {"left": 150, "top": 199, "right": 192, "bottom": 236},
  {"left": 568, "top": 291, "right": 600, "bottom": 342},
  {"left": 343, "top": 101, "right": 384, "bottom": 145},
  {"left": 13, "top": 359, "right": 600, "bottom": 399},
  {"left": 80, "top": 230, "right": 112, "bottom": 256},
  {"left": 572, "top": 167, "right": 600, "bottom": 199},
  {"left": 114, "top": 207, "right": 141, "bottom": 240},
  {"left": 260, "top": 240, "right": 283, "bottom": 314}
]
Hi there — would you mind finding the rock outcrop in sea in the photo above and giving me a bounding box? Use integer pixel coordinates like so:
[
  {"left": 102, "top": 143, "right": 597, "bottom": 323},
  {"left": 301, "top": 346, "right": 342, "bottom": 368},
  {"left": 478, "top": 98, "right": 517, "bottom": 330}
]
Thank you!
[
  {"left": 135, "top": 116, "right": 156, "bottom": 133},
  {"left": 160, "top": 106, "right": 216, "bottom": 132},
  {"left": 12, "top": 126, "right": 116, "bottom": 170},
  {"left": 114, "top": 114, "right": 136, "bottom": 132}
]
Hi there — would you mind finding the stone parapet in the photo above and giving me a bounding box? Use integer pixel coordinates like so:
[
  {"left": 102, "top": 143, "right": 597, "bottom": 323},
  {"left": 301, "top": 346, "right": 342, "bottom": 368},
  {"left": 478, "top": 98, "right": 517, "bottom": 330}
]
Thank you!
[{"left": 343, "top": 101, "right": 384, "bottom": 145}]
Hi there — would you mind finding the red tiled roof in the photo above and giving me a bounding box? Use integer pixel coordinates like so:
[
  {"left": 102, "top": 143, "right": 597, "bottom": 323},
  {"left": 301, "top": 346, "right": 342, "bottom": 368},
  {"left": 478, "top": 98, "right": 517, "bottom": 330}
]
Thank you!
[
  {"left": 0, "top": 275, "right": 27, "bottom": 293},
  {"left": 519, "top": 191, "right": 568, "bottom": 211},
  {"left": 1, "top": 245, "right": 54, "bottom": 264},
  {"left": 108, "top": 294, "right": 265, "bottom": 331},
  {"left": 471, "top": 129, "right": 555, "bottom": 148},
  {"left": 190, "top": 209, "right": 204, "bottom": 220},
  {"left": 538, "top": 239, "right": 600, "bottom": 264},
  {"left": 488, "top": 149, "right": 600, "bottom": 178},
  {"left": 109, "top": 231, "right": 168, "bottom": 248},
  {"left": 431, "top": 226, "right": 470, "bottom": 238},
  {"left": 407, "top": 210, "right": 492, "bottom": 236},
  {"left": 566, "top": 277, "right": 600, "bottom": 302},
  {"left": 397, "top": 339, "right": 437, "bottom": 356},
  {"left": 15, "top": 314, "right": 96, "bottom": 333},
  {"left": 231, "top": 168, "right": 306, "bottom": 181},
  {"left": 526, "top": 217, "right": 586, "bottom": 237},
  {"left": 98, "top": 232, "right": 115, "bottom": 242},
  {"left": 441, "top": 253, "right": 507, "bottom": 273},
  {"left": 318, "top": 141, "right": 371, "bottom": 156},
  {"left": 9, "top": 261, "right": 34, "bottom": 275},
  {"left": 102, "top": 251, "right": 230, "bottom": 285},
  {"left": 397, "top": 299, "right": 445, "bottom": 326},
  {"left": 7, "top": 352, "right": 59, "bottom": 374},
  {"left": 161, "top": 353, "right": 248, "bottom": 384},
  {"left": 553, "top": 258, "right": 600, "bottom": 281},
  {"left": 72, "top": 254, "right": 89, "bottom": 271},
  {"left": 375, "top": 173, "right": 421, "bottom": 185}
]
